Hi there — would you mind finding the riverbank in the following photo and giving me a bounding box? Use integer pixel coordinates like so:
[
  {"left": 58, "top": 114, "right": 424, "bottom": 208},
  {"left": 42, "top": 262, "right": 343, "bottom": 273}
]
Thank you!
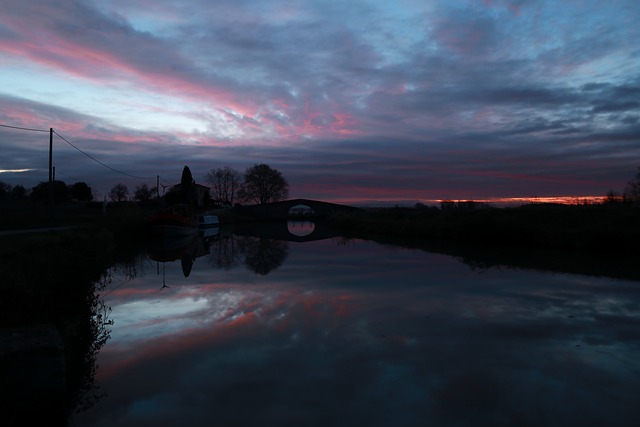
[
  {"left": 328, "top": 202, "right": 640, "bottom": 254},
  {"left": 0, "top": 226, "right": 116, "bottom": 425},
  {"left": 322, "top": 202, "right": 640, "bottom": 282}
]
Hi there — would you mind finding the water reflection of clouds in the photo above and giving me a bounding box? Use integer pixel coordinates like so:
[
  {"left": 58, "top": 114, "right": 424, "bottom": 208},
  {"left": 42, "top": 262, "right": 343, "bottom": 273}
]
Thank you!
[
  {"left": 78, "top": 239, "right": 640, "bottom": 427},
  {"left": 107, "top": 297, "right": 210, "bottom": 347}
]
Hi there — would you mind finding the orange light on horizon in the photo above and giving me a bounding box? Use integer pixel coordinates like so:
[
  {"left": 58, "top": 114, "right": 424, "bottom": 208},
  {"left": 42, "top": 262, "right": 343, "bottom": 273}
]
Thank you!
[
  {"left": 434, "top": 196, "right": 608, "bottom": 206},
  {"left": 323, "top": 195, "right": 609, "bottom": 207}
]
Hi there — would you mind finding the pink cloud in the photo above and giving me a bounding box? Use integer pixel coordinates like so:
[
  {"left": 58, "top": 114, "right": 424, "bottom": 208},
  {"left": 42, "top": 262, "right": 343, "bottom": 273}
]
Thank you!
[
  {"left": 0, "top": 16, "right": 256, "bottom": 118},
  {"left": 2, "top": 21, "right": 361, "bottom": 143}
]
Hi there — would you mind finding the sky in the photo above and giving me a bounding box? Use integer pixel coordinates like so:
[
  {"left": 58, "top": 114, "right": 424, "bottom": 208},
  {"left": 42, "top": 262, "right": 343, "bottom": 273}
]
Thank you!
[{"left": 1, "top": 0, "right": 639, "bottom": 205}]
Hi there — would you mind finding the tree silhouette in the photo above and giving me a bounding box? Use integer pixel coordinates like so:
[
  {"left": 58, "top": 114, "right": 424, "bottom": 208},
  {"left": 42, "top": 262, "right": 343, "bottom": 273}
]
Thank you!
[
  {"left": 208, "top": 237, "right": 242, "bottom": 270},
  {"left": 181, "top": 165, "right": 194, "bottom": 187},
  {"left": 624, "top": 167, "right": 640, "bottom": 201},
  {"left": 204, "top": 166, "right": 241, "bottom": 205},
  {"left": 30, "top": 181, "right": 69, "bottom": 203},
  {"left": 238, "top": 163, "right": 289, "bottom": 205},
  {"left": 109, "top": 183, "right": 129, "bottom": 202},
  {"left": 11, "top": 185, "right": 27, "bottom": 200},
  {"left": 177, "top": 165, "right": 198, "bottom": 205},
  {"left": 70, "top": 182, "right": 94, "bottom": 201},
  {"left": 134, "top": 183, "right": 154, "bottom": 202},
  {"left": 238, "top": 236, "right": 289, "bottom": 275},
  {"left": 0, "top": 181, "right": 11, "bottom": 200}
]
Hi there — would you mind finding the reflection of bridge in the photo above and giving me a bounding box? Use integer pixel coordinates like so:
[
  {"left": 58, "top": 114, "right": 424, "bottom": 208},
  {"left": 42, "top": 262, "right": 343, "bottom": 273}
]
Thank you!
[
  {"left": 232, "top": 221, "right": 341, "bottom": 242},
  {"left": 236, "top": 198, "right": 361, "bottom": 220},
  {"left": 233, "top": 199, "right": 362, "bottom": 242}
]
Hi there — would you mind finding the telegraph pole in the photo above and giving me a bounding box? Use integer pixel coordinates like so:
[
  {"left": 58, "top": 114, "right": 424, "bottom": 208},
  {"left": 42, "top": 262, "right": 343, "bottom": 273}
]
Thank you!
[
  {"left": 48, "top": 127, "right": 54, "bottom": 215},
  {"left": 49, "top": 128, "right": 53, "bottom": 182}
]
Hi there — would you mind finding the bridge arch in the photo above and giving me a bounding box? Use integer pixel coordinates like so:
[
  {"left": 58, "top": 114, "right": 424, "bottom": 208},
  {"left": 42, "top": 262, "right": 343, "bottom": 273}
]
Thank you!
[
  {"left": 237, "top": 198, "right": 361, "bottom": 221},
  {"left": 233, "top": 199, "right": 361, "bottom": 241},
  {"left": 288, "top": 203, "right": 315, "bottom": 220}
]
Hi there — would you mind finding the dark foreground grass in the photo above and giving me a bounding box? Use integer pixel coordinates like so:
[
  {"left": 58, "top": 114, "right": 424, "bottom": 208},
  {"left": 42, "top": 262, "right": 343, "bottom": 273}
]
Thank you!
[
  {"left": 0, "top": 229, "right": 113, "bottom": 324},
  {"left": 0, "top": 221, "right": 147, "bottom": 425}
]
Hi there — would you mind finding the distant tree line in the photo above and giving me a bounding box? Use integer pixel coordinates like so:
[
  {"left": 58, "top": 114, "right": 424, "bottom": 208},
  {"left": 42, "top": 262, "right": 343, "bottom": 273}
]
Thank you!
[
  {"left": 0, "top": 162, "right": 289, "bottom": 208},
  {"left": 0, "top": 181, "right": 28, "bottom": 200},
  {"left": 15, "top": 165, "right": 621, "bottom": 209},
  {"left": 4, "top": 165, "right": 640, "bottom": 208},
  {"left": 0, "top": 179, "right": 158, "bottom": 204},
  {"left": 0, "top": 180, "right": 96, "bottom": 203}
]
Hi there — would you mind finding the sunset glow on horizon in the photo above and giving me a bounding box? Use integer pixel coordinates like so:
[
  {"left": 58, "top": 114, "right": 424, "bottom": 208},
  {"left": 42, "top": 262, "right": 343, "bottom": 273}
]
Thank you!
[{"left": 1, "top": 0, "right": 638, "bottom": 203}]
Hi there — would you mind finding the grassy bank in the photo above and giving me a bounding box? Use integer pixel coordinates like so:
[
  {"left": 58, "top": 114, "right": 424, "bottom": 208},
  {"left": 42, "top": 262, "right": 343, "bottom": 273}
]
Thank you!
[
  {"left": 325, "top": 203, "right": 640, "bottom": 281},
  {"left": 0, "top": 228, "right": 113, "bottom": 324},
  {"left": 0, "top": 222, "right": 149, "bottom": 423},
  {"left": 328, "top": 203, "right": 640, "bottom": 254}
]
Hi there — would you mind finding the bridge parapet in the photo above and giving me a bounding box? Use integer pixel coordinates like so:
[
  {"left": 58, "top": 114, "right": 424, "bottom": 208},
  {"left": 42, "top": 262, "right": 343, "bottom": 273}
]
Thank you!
[{"left": 237, "top": 198, "right": 361, "bottom": 220}]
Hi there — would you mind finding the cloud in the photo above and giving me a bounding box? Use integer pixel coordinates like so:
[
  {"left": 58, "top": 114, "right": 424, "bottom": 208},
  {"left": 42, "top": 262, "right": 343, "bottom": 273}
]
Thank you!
[{"left": 1, "top": 0, "right": 639, "bottom": 202}]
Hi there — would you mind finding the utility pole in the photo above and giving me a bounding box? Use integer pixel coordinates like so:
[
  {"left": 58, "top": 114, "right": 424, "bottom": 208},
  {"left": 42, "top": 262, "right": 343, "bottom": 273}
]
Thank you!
[
  {"left": 157, "top": 175, "right": 160, "bottom": 199},
  {"left": 48, "top": 128, "right": 53, "bottom": 182},
  {"left": 48, "top": 127, "right": 54, "bottom": 217}
]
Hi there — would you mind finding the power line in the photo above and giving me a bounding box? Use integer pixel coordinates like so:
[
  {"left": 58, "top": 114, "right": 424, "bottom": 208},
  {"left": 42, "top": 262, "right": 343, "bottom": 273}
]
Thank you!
[
  {"left": 0, "top": 123, "right": 49, "bottom": 133},
  {"left": 2, "top": 122, "right": 165, "bottom": 185},
  {"left": 53, "top": 130, "right": 155, "bottom": 180},
  {"left": 55, "top": 168, "right": 107, "bottom": 192},
  {"left": 54, "top": 168, "right": 84, "bottom": 184}
]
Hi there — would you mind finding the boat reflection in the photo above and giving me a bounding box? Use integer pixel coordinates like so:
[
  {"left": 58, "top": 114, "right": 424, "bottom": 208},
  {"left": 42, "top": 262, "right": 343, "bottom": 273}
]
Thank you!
[
  {"left": 145, "top": 227, "right": 291, "bottom": 281},
  {"left": 147, "top": 227, "right": 219, "bottom": 278}
]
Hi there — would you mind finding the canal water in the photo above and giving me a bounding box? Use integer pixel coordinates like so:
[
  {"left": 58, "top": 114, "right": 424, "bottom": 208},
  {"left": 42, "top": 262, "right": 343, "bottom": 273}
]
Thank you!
[{"left": 70, "top": 224, "right": 640, "bottom": 426}]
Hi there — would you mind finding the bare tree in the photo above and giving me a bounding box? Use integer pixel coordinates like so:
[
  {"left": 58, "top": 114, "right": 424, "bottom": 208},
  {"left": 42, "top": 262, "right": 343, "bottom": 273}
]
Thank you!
[
  {"left": 109, "top": 183, "right": 129, "bottom": 202},
  {"left": 134, "top": 183, "right": 155, "bottom": 202},
  {"left": 624, "top": 167, "right": 640, "bottom": 201},
  {"left": 238, "top": 163, "right": 289, "bottom": 205},
  {"left": 204, "top": 166, "right": 241, "bottom": 205}
]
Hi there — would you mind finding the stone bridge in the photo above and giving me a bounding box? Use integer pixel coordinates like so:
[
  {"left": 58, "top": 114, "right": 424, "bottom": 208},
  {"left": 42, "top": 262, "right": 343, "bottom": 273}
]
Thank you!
[{"left": 236, "top": 198, "right": 361, "bottom": 221}]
